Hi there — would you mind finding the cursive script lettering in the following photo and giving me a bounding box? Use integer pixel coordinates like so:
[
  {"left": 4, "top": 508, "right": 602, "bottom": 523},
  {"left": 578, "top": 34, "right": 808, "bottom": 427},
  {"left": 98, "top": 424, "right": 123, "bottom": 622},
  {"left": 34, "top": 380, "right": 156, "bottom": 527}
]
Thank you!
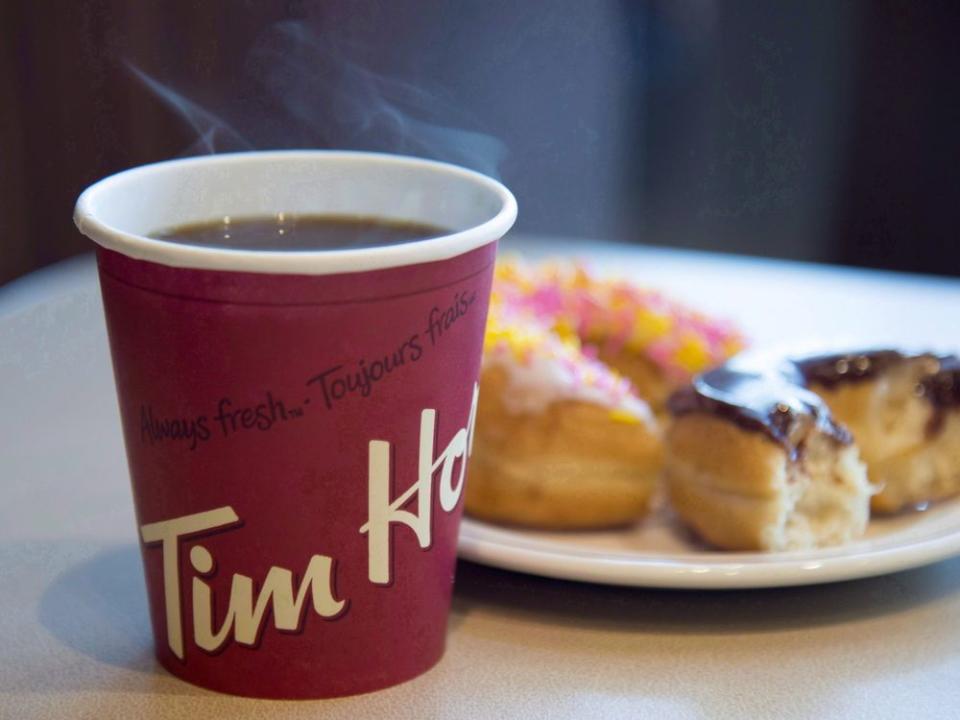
[
  {"left": 191, "top": 546, "right": 344, "bottom": 652},
  {"left": 359, "top": 383, "right": 479, "bottom": 585},
  {"left": 140, "top": 507, "right": 240, "bottom": 659},
  {"left": 307, "top": 334, "right": 423, "bottom": 409},
  {"left": 141, "top": 507, "right": 344, "bottom": 659},
  {"left": 426, "top": 290, "right": 477, "bottom": 346},
  {"left": 214, "top": 393, "right": 289, "bottom": 437},
  {"left": 138, "top": 381, "right": 482, "bottom": 661},
  {"left": 140, "top": 405, "right": 211, "bottom": 451}
]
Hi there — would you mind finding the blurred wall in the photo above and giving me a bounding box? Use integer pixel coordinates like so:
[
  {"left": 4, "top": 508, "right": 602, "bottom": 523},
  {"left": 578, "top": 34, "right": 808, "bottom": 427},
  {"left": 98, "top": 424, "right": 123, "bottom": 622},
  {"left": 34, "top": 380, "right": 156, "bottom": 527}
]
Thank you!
[
  {"left": 623, "top": 0, "right": 859, "bottom": 262},
  {"left": 1, "top": 0, "right": 958, "bottom": 286},
  {"left": 834, "top": 1, "right": 960, "bottom": 274}
]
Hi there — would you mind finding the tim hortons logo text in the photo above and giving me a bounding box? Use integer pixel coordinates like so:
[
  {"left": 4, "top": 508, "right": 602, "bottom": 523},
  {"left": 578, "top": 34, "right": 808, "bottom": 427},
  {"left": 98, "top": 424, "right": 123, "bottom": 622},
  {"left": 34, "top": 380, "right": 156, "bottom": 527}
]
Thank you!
[{"left": 140, "top": 384, "right": 479, "bottom": 660}]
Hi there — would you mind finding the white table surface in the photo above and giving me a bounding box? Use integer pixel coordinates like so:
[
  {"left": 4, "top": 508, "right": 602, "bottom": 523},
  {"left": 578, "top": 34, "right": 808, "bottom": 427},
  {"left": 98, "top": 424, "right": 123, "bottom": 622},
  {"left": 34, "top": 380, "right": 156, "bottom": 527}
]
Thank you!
[{"left": 3, "top": 237, "right": 960, "bottom": 719}]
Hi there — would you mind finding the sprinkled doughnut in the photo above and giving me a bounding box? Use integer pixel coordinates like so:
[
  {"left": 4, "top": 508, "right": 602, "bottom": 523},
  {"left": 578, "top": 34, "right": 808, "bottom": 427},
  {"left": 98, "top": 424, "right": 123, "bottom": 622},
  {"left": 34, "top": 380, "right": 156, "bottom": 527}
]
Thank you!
[
  {"left": 464, "top": 259, "right": 742, "bottom": 530},
  {"left": 492, "top": 259, "right": 745, "bottom": 411},
  {"left": 665, "top": 350, "right": 960, "bottom": 551}
]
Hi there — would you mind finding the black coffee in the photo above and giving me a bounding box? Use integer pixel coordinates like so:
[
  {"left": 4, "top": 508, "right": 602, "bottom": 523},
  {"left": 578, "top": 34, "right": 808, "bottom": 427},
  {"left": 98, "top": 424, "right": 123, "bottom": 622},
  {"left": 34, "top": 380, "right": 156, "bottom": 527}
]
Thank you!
[{"left": 151, "top": 214, "right": 449, "bottom": 251}]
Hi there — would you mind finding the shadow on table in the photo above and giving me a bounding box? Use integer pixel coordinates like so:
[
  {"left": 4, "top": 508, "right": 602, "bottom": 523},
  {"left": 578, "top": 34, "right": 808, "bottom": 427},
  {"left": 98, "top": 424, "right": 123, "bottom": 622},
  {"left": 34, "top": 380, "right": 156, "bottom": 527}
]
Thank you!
[
  {"left": 451, "top": 556, "right": 960, "bottom": 633},
  {"left": 34, "top": 543, "right": 204, "bottom": 696},
  {"left": 38, "top": 544, "right": 153, "bottom": 671},
  {"left": 37, "top": 541, "right": 960, "bottom": 643}
]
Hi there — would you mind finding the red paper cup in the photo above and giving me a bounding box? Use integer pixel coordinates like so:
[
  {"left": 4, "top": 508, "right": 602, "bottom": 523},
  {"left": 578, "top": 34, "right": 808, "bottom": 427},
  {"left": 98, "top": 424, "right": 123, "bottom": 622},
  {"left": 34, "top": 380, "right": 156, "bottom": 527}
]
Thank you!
[{"left": 74, "top": 151, "right": 516, "bottom": 698}]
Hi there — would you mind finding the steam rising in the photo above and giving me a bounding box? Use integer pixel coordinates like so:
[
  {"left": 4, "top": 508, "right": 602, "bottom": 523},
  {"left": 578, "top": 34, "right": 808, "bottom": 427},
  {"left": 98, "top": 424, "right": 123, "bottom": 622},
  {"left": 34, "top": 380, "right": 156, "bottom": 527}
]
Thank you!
[
  {"left": 126, "top": 64, "right": 253, "bottom": 155},
  {"left": 126, "top": 21, "right": 506, "bottom": 178}
]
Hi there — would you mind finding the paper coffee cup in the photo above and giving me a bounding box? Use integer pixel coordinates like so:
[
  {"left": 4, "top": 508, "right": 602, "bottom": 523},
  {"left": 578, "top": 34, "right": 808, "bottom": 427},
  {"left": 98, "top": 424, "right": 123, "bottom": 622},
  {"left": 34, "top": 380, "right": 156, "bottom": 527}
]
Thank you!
[{"left": 74, "top": 151, "right": 517, "bottom": 698}]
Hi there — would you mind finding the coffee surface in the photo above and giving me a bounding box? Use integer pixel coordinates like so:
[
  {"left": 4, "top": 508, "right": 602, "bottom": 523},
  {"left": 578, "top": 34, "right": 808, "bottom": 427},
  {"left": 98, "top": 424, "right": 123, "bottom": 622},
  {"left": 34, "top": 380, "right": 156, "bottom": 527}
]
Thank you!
[{"left": 152, "top": 214, "right": 449, "bottom": 251}]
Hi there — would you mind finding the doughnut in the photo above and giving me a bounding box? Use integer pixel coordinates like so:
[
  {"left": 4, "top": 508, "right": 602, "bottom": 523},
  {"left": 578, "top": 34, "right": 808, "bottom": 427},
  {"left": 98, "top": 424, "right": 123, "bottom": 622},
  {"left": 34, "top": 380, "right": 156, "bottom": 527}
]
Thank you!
[
  {"left": 466, "top": 303, "right": 663, "bottom": 528},
  {"left": 464, "top": 259, "right": 742, "bottom": 529},
  {"left": 491, "top": 259, "right": 745, "bottom": 411},
  {"left": 797, "top": 351, "right": 960, "bottom": 513},
  {"left": 665, "top": 350, "right": 960, "bottom": 551}
]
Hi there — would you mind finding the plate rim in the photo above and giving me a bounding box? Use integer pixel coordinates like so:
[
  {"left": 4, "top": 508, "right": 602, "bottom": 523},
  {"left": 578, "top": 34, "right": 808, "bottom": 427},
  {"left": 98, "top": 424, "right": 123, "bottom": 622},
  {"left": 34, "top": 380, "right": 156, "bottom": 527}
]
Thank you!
[{"left": 456, "top": 505, "right": 960, "bottom": 589}]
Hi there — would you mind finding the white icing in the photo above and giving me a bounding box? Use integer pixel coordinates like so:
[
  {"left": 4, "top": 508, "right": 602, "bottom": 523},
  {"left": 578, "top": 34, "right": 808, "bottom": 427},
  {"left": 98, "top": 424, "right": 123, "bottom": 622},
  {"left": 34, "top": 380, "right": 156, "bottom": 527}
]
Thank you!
[{"left": 484, "top": 345, "right": 654, "bottom": 425}]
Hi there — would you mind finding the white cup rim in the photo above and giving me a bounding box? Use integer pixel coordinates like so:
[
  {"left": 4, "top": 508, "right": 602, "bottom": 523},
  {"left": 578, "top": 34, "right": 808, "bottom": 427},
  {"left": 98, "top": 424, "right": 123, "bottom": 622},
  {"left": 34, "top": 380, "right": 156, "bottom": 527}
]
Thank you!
[{"left": 74, "top": 150, "right": 517, "bottom": 276}]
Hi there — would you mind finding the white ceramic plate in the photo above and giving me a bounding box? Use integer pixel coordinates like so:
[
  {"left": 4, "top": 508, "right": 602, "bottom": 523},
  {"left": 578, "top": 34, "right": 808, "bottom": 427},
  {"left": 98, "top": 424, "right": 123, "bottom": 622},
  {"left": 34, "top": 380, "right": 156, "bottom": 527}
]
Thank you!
[{"left": 457, "top": 498, "right": 960, "bottom": 589}]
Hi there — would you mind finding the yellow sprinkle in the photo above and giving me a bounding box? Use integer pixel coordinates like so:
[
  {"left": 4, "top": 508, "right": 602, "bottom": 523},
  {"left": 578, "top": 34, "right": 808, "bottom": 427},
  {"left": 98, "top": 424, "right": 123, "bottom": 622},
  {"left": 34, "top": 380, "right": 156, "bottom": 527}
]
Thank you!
[
  {"left": 610, "top": 293, "right": 630, "bottom": 311},
  {"left": 609, "top": 408, "right": 641, "bottom": 425},
  {"left": 674, "top": 335, "right": 711, "bottom": 373},
  {"left": 572, "top": 266, "right": 591, "bottom": 289},
  {"left": 626, "top": 309, "right": 673, "bottom": 350},
  {"left": 553, "top": 317, "right": 578, "bottom": 344}
]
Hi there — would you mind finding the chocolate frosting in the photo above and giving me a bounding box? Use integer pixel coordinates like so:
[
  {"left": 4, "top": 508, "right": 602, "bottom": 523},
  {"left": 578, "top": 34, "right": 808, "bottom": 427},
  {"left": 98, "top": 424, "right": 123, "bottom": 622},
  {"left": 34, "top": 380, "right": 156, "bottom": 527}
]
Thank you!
[
  {"left": 920, "top": 355, "right": 960, "bottom": 406},
  {"left": 669, "top": 349, "right": 960, "bottom": 454},
  {"left": 668, "top": 358, "right": 851, "bottom": 458},
  {"left": 794, "top": 350, "right": 908, "bottom": 388},
  {"left": 797, "top": 350, "right": 960, "bottom": 416},
  {"left": 919, "top": 355, "right": 960, "bottom": 434}
]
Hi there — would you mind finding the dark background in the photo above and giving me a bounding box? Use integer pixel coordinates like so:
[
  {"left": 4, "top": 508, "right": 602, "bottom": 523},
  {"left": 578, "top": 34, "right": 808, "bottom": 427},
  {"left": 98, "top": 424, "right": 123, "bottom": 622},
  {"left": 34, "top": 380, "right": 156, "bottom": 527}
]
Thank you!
[{"left": 2, "top": 0, "right": 959, "bottom": 286}]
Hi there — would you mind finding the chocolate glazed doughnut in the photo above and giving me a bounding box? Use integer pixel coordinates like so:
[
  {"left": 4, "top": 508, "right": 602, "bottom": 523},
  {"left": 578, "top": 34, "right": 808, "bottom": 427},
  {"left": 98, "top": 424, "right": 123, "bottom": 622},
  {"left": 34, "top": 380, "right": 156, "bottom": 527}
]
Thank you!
[
  {"left": 796, "top": 351, "right": 960, "bottom": 513},
  {"left": 666, "top": 350, "right": 960, "bottom": 551}
]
